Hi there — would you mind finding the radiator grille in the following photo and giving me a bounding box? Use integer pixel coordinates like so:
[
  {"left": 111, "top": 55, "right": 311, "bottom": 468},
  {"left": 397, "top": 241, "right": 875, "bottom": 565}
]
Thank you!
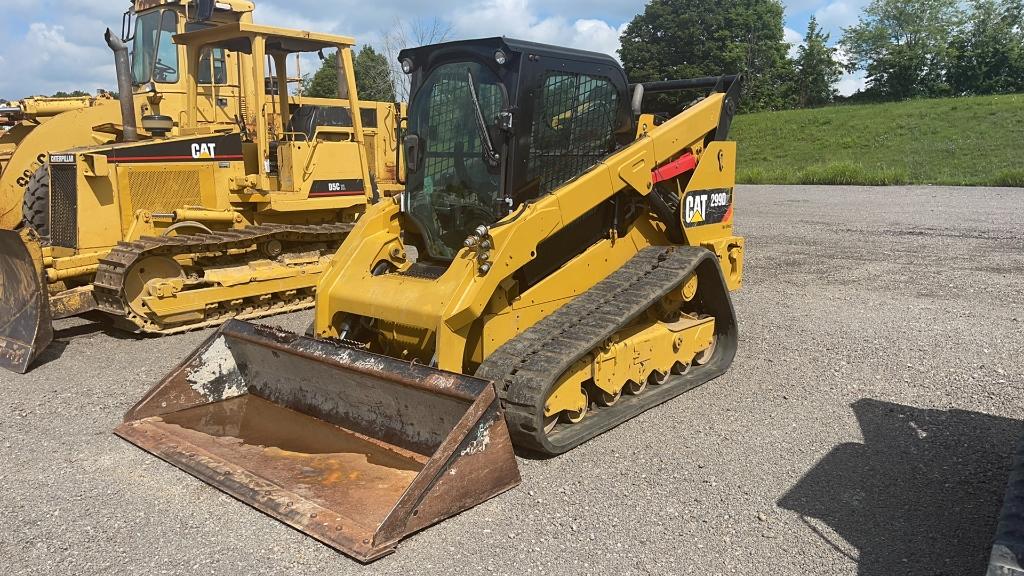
[
  {"left": 127, "top": 169, "right": 202, "bottom": 213},
  {"left": 49, "top": 164, "right": 78, "bottom": 248}
]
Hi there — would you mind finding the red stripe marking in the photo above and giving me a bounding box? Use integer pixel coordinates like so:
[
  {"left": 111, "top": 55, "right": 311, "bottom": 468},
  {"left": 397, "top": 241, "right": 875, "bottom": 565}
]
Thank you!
[
  {"left": 107, "top": 155, "right": 244, "bottom": 162},
  {"left": 723, "top": 203, "right": 734, "bottom": 223}
]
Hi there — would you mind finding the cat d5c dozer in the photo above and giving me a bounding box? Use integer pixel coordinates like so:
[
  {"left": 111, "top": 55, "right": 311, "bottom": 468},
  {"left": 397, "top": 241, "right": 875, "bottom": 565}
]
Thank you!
[
  {"left": 117, "top": 38, "right": 744, "bottom": 561},
  {"left": 0, "top": 23, "right": 403, "bottom": 373}
]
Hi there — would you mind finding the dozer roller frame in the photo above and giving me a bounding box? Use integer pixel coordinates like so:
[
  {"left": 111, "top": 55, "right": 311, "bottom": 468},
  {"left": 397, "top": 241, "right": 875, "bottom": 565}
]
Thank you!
[{"left": 115, "top": 320, "right": 520, "bottom": 562}]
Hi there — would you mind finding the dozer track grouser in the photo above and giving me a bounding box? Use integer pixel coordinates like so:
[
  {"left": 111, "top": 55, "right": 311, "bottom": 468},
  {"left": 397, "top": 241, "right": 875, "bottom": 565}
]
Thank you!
[
  {"left": 0, "top": 23, "right": 403, "bottom": 373},
  {"left": 117, "top": 38, "right": 745, "bottom": 561}
]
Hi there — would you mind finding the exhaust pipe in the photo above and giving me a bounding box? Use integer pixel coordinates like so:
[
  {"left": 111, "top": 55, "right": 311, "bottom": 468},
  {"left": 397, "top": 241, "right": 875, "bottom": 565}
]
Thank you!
[{"left": 104, "top": 28, "right": 138, "bottom": 142}]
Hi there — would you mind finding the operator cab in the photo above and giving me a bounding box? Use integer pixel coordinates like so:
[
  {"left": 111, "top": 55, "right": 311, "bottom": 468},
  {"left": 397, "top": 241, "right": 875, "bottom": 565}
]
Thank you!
[
  {"left": 398, "top": 38, "right": 633, "bottom": 261},
  {"left": 122, "top": 0, "right": 254, "bottom": 90}
]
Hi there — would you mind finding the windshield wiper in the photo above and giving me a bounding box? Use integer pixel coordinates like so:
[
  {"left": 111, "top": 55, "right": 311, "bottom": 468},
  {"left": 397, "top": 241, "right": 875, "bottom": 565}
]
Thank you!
[{"left": 466, "top": 69, "right": 500, "bottom": 168}]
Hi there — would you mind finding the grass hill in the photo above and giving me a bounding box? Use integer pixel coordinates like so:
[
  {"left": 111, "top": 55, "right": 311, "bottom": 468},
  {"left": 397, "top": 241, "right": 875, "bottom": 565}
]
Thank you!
[{"left": 732, "top": 93, "right": 1024, "bottom": 187}]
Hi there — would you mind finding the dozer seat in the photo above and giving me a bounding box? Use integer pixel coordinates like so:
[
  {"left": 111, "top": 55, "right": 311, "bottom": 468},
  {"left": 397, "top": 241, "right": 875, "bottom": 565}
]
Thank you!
[{"left": 286, "top": 105, "right": 378, "bottom": 141}]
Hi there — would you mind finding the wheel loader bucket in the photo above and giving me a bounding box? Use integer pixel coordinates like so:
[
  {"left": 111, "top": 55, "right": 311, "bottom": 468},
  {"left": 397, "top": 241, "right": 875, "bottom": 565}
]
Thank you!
[
  {"left": 115, "top": 320, "right": 521, "bottom": 562},
  {"left": 0, "top": 228, "right": 53, "bottom": 374}
]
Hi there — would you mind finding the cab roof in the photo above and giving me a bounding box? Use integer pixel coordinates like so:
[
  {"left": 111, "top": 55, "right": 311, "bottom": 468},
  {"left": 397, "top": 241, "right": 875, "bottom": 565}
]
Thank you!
[
  {"left": 173, "top": 22, "right": 356, "bottom": 54},
  {"left": 399, "top": 37, "right": 622, "bottom": 70},
  {"left": 133, "top": 0, "right": 255, "bottom": 13}
]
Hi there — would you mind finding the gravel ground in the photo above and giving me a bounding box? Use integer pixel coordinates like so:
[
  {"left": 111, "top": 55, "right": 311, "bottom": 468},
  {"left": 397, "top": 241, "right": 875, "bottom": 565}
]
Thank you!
[{"left": 2, "top": 185, "right": 1023, "bottom": 576}]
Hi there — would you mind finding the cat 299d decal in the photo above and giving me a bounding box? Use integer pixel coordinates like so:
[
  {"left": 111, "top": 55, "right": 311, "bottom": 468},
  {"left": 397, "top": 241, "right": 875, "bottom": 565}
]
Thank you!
[{"left": 683, "top": 188, "right": 733, "bottom": 227}]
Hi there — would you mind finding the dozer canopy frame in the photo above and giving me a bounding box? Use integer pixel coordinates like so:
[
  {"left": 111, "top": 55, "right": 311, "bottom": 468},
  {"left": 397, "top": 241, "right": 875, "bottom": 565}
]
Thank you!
[{"left": 175, "top": 23, "right": 369, "bottom": 193}]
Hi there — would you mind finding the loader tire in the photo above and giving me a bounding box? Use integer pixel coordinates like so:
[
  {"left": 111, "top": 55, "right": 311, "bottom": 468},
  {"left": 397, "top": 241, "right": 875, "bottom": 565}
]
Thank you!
[{"left": 20, "top": 166, "right": 49, "bottom": 243}]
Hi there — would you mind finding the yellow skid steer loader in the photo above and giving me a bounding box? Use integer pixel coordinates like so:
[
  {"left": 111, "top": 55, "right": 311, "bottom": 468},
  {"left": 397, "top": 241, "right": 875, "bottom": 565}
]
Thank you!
[{"left": 117, "top": 38, "right": 745, "bottom": 561}]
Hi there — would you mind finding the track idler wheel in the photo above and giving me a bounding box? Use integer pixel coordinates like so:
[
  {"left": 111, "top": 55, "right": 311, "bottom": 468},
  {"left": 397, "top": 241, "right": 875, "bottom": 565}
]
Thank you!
[{"left": 124, "top": 256, "right": 185, "bottom": 318}]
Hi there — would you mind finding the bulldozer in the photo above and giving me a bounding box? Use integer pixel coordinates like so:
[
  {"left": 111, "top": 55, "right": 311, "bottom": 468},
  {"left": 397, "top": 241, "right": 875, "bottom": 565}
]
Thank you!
[
  {"left": 0, "top": 0, "right": 260, "bottom": 231},
  {"left": 0, "top": 22, "right": 403, "bottom": 373},
  {"left": 115, "top": 38, "right": 745, "bottom": 561}
]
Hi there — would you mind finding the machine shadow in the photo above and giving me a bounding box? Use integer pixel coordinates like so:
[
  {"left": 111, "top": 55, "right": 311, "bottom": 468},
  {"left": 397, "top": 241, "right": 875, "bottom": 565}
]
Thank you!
[
  {"left": 778, "top": 398, "right": 1021, "bottom": 576},
  {"left": 31, "top": 316, "right": 149, "bottom": 369}
]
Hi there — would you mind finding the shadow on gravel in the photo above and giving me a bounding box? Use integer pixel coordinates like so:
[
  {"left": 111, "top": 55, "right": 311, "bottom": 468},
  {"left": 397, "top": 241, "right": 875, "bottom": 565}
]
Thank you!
[
  {"left": 778, "top": 398, "right": 1021, "bottom": 576},
  {"left": 29, "top": 317, "right": 149, "bottom": 370}
]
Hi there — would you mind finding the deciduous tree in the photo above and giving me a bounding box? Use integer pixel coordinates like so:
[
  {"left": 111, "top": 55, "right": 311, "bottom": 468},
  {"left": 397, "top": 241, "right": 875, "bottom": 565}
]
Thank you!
[
  {"left": 841, "top": 0, "right": 963, "bottom": 99},
  {"left": 619, "top": 0, "right": 794, "bottom": 112},
  {"left": 794, "top": 17, "right": 842, "bottom": 107}
]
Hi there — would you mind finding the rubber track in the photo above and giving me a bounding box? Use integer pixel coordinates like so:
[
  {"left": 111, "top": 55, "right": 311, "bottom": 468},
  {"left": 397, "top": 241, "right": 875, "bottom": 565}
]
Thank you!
[
  {"left": 989, "top": 433, "right": 1024, "bottom": 575},
  {"left": 93, "top": 222, "right": 351, "bottom": 333},
  {"left": 476, "top": 245, "right": 738, "bottom": 455}
]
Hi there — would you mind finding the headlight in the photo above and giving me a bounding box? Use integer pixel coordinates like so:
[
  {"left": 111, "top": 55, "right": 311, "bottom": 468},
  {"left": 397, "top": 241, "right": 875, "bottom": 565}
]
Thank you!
[
  {"left": 401, "top": 58, "right": 414, "bottom": 74},
  {"left": 494, "top": 50, "right": 507, "bottom": 65}
]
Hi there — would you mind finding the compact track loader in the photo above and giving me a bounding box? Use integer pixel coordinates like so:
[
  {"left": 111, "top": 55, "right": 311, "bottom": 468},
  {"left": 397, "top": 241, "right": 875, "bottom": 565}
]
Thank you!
[
  {"left": 0, "top": 23, "right": 403, "bottom": 373},
  {"left": 117, "top": 38, "right": 745, "bottom": 561},
  {"left": 0, "top": 0, "right": 258, "bottom": 231}
]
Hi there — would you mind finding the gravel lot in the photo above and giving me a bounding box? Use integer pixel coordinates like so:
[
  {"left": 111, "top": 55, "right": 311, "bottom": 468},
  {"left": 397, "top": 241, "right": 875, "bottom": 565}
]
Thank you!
[{"left": 2, "top": 185, "right": 1023, "bottom": 576}]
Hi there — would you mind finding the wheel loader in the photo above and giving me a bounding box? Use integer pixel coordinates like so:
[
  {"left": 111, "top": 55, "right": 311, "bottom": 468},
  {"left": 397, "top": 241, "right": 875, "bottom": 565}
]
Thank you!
[
  {"left": 0, "top": 23, "right": 404, "bottom": 373},
  {"left": 0, "top": 0, "right": 261, "bottom": 232},
  {"left": 1, "top": 93, "right": 116, "bottom": 174},
  {"left": 115, "top": 38, "right": 745, "bottom": 561}
]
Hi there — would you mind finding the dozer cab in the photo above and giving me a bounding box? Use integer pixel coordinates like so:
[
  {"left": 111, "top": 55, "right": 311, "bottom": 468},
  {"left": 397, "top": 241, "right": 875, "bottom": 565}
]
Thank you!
[
  {"left": 0, "top": 23, "right": 403, "bottom": 373},
  {"left": 117, "top": 38, "right": 745, "bottom": 561},
  {"left": 0, "top": 0, "right": 259, "bottom": 231}
]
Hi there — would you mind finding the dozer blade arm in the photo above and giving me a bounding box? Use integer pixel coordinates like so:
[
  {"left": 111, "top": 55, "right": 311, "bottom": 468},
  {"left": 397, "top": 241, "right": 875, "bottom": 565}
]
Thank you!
[
  {"left": 115, "top": 320, "right": 521, "bottom": 562},
  {"left": 0, "top": 228, "right": 53, "bottom": 373}
]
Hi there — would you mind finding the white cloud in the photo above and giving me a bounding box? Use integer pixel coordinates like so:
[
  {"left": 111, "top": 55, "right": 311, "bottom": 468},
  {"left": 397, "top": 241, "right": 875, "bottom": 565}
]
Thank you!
[
  {"left": 0, "top": 22, "right": 113, "bottom": 97},
  {"left": 837, "top": 70, "right": 867, "bottom": 96},
  {"left": 449, "top": 0, "right": 627, "bottom": 58},
  {"left": 253, "top": 4, "right": 340, "bottom": 34},
  {"left": 814, "top": 1, "right": 870, "bottom": 35},
  {"left": 784, "top": 26, "right": 803, "bottom": 59}
]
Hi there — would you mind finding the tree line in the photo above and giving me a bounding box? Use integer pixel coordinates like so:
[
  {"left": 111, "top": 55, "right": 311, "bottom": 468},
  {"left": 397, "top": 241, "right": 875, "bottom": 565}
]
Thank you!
[{"left": 621, "top": 0, "right": 1024, "bottom": 112}]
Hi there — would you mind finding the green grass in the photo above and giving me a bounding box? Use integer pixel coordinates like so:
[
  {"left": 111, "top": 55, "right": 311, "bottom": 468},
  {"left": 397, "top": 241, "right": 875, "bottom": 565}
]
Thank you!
[{"left": 731, "top": 93, "right": 1024, "bottom": 187}]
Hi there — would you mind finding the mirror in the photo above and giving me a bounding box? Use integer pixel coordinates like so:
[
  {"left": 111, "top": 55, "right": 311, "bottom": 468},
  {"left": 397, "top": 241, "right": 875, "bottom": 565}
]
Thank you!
[{"left": 121, "top": 9, "right": 134, "bottom": 42}]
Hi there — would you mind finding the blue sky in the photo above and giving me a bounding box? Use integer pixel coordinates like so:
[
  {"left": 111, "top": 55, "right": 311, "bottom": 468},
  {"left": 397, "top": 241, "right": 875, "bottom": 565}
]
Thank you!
[{"left": 0, "top": 0, "right": 868, "bottom": 100}]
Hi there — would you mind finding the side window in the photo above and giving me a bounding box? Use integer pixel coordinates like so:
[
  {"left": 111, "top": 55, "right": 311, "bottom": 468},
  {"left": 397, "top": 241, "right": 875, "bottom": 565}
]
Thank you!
[
  {"left": 526, "top": 72, "right": 619, "bottom": 195},
  {"left": 198, "top": 47, "right": 227, "bottom": 85}
]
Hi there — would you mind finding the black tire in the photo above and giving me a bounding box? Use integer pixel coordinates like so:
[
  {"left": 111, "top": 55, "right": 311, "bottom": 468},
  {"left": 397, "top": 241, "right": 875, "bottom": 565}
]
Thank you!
[{"left": 20, "top": 165, "right": 49, "bottom": 242}]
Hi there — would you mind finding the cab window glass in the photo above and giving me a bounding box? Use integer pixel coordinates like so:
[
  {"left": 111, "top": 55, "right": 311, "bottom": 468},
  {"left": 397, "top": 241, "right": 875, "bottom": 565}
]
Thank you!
[
  {"left": 131, "top": 10, "right": 179, "bottom": 84},
  {"left": 198, "top": 47, "right": 227, "bottom": 84},
  {"left": 186, "top": 23, "right": 228, "bottom": 85},
  {"left": 526, "top": 72, "right": 618, "bottom": 195}
]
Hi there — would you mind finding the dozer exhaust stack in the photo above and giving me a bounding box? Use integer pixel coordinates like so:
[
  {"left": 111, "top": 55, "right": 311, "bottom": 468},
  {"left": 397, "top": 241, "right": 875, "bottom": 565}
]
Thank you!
[
  {"left": 104, "top": 28, "right": 138, "bottom": 142},
  {"left": 0, "top": 228, "right": 53, "bottom": 373},
  {"left": 115, "top": 320, "right": 521, "bottom": 562}
]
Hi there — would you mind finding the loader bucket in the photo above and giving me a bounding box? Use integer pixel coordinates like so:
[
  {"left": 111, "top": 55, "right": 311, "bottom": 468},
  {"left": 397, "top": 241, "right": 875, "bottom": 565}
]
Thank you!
[
  {"left": 0, "top": 228, "right": 52, "bottom": 373},
  {"left": 115, "top": 320, "right": 521, "bottom": 562}
]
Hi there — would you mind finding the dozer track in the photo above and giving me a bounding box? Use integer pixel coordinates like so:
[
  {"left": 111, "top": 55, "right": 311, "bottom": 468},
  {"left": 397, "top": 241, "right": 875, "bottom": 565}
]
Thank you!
[
  {"left": 93, "top": 223, "right": 352, "bottom": 334},
  {"left": 477, "top": 245, "right": 738, "bottom": 455}
]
